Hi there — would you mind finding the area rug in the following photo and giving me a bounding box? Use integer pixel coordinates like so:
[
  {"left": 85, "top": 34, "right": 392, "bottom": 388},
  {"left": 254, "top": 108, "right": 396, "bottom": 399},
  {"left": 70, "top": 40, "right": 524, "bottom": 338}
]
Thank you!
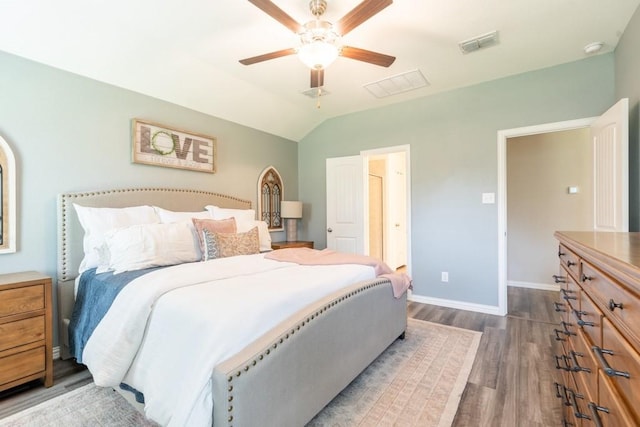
[{"left": 0, "top": 319, "right": 481, "bottom": 427}]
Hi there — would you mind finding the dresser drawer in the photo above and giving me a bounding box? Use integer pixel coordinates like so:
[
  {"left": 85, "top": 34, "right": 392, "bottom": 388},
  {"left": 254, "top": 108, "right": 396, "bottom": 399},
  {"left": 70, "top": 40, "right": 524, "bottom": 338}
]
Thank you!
[
  {"left": 0, "top": 285, "right": 44, "bottom": 317},
  {"left": 582, "top": 261, "right": 640, "bottom": 348},
  {"left": 559, "top": 244, "right": 581, "bottom": 281},
  {"left": 0, "top": 316, "right": 45, "bottom": 352},
  {"left": 597, "top": 370, "right": 637, "bottom": 426},
  {"left": 571, "top": 329, "right": 598, "bottom": 403},
  {"left": 597, "top": 318, "right": 640, "bottom": 421},
  {"left": 577, "top": 291, "right": 603, "bottom": 349},
  {"left": 0, "top": 346, "right": 45, "bottom": 386}
]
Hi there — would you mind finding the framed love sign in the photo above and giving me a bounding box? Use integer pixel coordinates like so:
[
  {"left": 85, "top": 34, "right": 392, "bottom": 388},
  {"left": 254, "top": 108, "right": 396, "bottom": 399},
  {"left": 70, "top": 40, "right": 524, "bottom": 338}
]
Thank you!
[{"left": 132, "top": 119, "right": 217, "bottom": 173}]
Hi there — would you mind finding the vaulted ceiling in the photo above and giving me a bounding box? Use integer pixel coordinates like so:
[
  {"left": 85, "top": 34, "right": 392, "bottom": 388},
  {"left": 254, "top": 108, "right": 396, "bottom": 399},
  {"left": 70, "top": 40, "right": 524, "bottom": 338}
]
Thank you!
[{"left": 0, "top": 0, "right": 638, "bottom": 141}]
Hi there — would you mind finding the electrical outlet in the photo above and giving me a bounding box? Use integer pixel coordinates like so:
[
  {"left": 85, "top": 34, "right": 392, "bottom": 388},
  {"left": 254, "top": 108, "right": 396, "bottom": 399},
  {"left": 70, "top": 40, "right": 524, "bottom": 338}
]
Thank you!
[{"left": 441, "top": 272, "right": 449, "bottom": 282}]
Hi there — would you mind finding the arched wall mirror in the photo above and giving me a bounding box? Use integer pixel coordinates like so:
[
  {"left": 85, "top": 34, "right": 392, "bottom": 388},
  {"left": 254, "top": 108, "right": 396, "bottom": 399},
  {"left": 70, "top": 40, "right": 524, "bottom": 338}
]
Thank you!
[
  {"left": 0, "top": 134, "right": 16, "bottom": 253},
  {"left": 257, "top": 166, "right": 284, "bottom": 231}
]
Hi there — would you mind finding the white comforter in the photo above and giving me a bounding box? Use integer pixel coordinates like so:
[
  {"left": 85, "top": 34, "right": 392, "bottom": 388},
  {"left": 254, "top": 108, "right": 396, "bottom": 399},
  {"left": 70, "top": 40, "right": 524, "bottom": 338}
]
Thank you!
[{"left": 82, "top": 253, "right": 376, "bottom": 426}]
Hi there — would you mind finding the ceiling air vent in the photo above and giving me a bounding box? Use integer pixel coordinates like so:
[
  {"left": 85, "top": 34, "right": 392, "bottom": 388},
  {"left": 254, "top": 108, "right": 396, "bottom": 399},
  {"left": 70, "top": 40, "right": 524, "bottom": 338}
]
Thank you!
[
  {"left": 458, "top": 30, "right": 499, "bottom": 54},
  {"left": 364, "top": 69, "right": 429, "bottom": 98}
]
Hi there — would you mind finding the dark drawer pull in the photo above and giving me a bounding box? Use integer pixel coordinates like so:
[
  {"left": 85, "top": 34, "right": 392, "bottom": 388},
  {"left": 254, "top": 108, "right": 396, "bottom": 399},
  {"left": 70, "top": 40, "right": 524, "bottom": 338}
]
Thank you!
[
  {"left": 608, "top": 299, "right": 623, "bottom": 312},
  {"left": 555, "top": 354, "right": 570, "bottom": 370},
  {"left": 572, "top": 309, "right": 595, "bottom": 327},
  {"left": 567, "top": 260, "right": 576, "bottom": 267},
  {"left": 558, "top": 249, "right": 566, "bottom": 257},
  {"left": 554, "top": 302, "right": 566, "bottom": 313},
  {"left": 581, "top": 274, "right": 593, "bottom": 282},
  {"left": 569, "top": 351, "right": 591, "bottom": 373},
  {"left": 592, "top": 346, "right": 631, "bottom": 378},
  {"left": 560, "top": 288, "right": 577, "bottom": 301},
  {"left": 554, "top": 329, "right": 567, "bottom": 342},
  {"left": 559, "top": 321, "right": 576, "bottom": 336},
  {"left": 554, "top": 382, "right": 572, "bottom": 407},
  {"left": 587, "top": 402, "right": 608, "bottom": 427},
  {"left": 567, "top": 388, "right": 590, "bottom": 420},
  {"left": 553, "top": 274, "right": 566, "bottom": 284}
]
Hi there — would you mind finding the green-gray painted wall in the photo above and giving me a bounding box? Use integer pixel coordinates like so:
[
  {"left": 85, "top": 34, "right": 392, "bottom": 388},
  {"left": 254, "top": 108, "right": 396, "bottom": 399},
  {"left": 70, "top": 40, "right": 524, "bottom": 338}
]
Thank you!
[
  {"left": 298, "top": 54, "right": 616, "bottom": 307},
  {"left": 0, "top": 50, "right": 298, "bottom": 343}
]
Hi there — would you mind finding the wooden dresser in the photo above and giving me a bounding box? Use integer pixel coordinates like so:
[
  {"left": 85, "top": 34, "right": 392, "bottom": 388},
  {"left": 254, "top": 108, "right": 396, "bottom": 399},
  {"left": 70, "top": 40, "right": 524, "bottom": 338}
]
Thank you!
[
  {"left": 554, "top": 232, "right": 640, "bottom": 426},
  {"left": 0, "top": 271, "right": 53, "bottom": 392}
]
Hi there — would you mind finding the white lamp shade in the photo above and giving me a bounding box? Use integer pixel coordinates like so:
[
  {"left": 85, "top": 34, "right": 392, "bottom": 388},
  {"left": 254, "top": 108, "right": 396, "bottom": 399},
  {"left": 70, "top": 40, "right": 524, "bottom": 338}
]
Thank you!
[{"left": 281, "top": 201, "right": 303, "bottom": 218}]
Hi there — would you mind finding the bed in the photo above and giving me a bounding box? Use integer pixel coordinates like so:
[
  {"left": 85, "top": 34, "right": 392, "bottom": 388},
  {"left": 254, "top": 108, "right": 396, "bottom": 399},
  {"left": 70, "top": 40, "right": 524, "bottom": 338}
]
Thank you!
[{"left": 56, "top": 187, "right": 408, "bottom": 427}]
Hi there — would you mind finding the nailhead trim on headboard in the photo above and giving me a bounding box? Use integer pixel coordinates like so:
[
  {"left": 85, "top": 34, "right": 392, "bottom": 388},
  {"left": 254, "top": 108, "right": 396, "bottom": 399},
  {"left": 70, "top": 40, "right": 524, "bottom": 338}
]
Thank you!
[
  {"left": 58, "top": 187, "right": 252, "bottom": 282},
  {"left": 223, "top": 278, "right": 392, "bottom": 426}
]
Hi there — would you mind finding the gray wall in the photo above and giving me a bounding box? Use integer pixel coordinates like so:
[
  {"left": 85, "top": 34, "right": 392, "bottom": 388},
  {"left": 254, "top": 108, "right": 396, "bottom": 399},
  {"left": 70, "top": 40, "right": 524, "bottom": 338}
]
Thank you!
[
  {"left": 507, "top": 129, "right": 592, "bottom": 286},
  {"left": 298, "top": 54, "right": 615, "bottom": 307},
  {"left": 615, "top": 5, "right": 640, "bottom": 231},
  {"left": 0, "top": 51, "right": 298, "bottom": 343}
]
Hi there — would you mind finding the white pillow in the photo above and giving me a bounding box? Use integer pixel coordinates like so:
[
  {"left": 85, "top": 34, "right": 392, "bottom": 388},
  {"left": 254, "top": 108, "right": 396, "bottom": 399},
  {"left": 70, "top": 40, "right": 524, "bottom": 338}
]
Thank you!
[
  {"left": 74, "top": 204, "right": 159, "bottom": 274},
  {"left": 103, "top": 221, "right": 200, "bottom": 274},
  {"left": 153, "top": 206, "right": 211, "bottom": 223},
  {"left": 205, "top": 205, "right": 255, "bottom": 223},
  {"left": 205, "top": 205, "right": 272, "bottom": 251}
]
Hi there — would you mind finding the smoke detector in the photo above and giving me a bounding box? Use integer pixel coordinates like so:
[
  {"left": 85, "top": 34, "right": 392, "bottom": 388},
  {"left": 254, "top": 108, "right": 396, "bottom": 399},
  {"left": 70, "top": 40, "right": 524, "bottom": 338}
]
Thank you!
[
  {"left": 458, "top": 30, "right": 499, "bottom": 54},
  {"left": 584, "top": 42, "right": 604, "bottom": 54}
]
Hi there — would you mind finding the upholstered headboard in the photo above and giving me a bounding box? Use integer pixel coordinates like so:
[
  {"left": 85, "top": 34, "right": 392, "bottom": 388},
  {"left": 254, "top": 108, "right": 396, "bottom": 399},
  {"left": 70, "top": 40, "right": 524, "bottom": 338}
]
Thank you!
[{"left": 57, "top": 187, "right": 252, "bottom": 282}]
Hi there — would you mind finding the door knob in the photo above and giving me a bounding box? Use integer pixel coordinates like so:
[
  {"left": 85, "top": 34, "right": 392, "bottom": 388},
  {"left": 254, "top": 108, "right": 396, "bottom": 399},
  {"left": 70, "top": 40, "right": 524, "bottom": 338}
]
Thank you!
[{"left": 327, "top": 228, "right": 333, "bottom": 233}]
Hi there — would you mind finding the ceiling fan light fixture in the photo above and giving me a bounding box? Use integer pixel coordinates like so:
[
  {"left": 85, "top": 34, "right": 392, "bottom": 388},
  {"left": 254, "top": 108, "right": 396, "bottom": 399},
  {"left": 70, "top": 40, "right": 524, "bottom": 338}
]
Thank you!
[{"left": 298, "top": 20, "right": 341, "bottom": 70}]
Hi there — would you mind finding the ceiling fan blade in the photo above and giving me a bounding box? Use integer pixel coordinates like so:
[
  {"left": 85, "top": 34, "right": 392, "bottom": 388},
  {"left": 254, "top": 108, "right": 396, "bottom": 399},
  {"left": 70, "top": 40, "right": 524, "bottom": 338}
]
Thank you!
[
  {"left": 239, "top": 48, "right": 297, "bottom": 65},
  {"left": 340, "top": 46, "right": 395, "bottom": 67},
  {"left": 336, "top": 0, "right": 392, "bottom": 36},
  {"left": 248, "top": 0, "right": 303, "bottom": 33},
  {"left": 311, "top": 69, "right": 325, "bottom": 88}
]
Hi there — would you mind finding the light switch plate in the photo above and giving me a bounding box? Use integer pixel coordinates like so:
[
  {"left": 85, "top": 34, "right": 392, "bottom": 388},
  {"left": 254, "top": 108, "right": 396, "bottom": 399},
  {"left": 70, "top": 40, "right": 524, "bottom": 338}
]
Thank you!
[{"left": 482, "top": 192, "right": 495, "bottom": 204}]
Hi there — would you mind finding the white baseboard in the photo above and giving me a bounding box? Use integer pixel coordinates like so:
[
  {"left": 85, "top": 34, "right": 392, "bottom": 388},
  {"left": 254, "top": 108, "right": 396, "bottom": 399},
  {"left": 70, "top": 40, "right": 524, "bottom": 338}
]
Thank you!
[
  {"left": 508, "top": 280, "right": 560, "bottom": 292},
  {"left": 408, "top": 294, "right": 502, "bottom": 316},
  {"left": 53, "top": 346, "right": 60, "bottom": 360}
]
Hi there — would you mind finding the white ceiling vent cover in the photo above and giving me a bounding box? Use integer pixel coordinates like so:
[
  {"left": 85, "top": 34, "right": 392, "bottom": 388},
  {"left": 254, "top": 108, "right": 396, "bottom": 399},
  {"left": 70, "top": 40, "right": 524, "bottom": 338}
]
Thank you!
[
  {"left": 364, "top": 69, "right": 430, "bottom": 98},
  {"left": 458, "top": 30, "right": 499, "bottom": 54}
]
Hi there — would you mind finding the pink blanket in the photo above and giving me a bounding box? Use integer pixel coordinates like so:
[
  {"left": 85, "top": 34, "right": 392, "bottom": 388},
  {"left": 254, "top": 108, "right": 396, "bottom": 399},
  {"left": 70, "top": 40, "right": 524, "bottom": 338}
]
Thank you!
[{"left": 265, "top": 248, "right": 412, "bottom": 298}]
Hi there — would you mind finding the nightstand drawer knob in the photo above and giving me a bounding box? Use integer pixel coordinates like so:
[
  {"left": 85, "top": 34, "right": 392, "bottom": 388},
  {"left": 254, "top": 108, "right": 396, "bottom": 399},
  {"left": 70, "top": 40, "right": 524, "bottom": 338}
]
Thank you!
[{"left": 327, "top": 228, "right": 333, "bottom": 233}]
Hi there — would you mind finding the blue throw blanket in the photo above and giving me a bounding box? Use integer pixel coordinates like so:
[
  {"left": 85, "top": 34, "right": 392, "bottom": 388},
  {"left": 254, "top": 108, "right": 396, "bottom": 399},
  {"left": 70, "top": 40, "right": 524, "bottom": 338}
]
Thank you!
[{"left": 69, "top": 267, "right": 161, "bottom": 363}]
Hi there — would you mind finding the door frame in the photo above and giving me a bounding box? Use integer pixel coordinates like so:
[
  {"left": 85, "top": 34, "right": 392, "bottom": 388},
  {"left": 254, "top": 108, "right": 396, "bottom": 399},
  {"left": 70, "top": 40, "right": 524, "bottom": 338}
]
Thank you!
[
  {"left": 361, "top": 144, "right": 412, "bottom": 277},
  {"left": 497, "top": 118, "right": 595, "bottom": 316}
]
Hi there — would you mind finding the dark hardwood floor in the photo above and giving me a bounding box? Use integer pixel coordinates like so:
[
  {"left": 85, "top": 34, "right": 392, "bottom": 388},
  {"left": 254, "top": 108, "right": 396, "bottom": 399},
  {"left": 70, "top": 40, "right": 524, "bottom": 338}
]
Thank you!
[{"left": 0, "top": 286, "right": 562, "bottom": 426}]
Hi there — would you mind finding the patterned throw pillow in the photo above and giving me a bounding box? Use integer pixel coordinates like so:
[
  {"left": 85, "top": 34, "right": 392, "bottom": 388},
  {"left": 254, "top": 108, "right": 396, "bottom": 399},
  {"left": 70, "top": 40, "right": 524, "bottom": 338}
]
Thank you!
[
  {"left": 202, "top": 227, "right": 260, "bottom": 261},
  {"left": 202, "top": 229, "right": 221, "bottom": 261},
  {"left": 192, "top": 218, "right": 237, "bottom": 260}
]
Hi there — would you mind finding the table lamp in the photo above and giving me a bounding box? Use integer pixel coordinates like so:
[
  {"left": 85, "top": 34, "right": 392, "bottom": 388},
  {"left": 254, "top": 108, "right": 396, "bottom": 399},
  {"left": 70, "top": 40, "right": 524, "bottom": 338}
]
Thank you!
[{"left": 280, "top": 201, "right": 303, "bottom": 242}]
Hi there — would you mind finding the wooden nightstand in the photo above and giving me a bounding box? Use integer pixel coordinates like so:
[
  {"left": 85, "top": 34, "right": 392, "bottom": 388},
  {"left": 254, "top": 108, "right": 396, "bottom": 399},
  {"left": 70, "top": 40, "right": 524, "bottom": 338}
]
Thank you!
[
  {"left": 271, "top": 241, "right": 314, "bottom": 250},
  {"left": 0, "top": 272, "right": 53, "bottom": 392}
]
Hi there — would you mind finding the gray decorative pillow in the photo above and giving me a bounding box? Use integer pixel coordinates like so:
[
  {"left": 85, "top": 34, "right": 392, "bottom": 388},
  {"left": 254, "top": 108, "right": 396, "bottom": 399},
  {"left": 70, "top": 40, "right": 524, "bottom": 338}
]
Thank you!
[{"left": 202, "top": 229, "right": 221, "bottom": 261}]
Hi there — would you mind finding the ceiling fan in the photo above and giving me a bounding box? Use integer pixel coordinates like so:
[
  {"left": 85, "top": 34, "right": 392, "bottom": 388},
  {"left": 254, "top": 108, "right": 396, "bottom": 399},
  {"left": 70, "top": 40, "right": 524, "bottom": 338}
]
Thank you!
[{"left": 240, "top": 0, "right": 396, "bottom": 89}]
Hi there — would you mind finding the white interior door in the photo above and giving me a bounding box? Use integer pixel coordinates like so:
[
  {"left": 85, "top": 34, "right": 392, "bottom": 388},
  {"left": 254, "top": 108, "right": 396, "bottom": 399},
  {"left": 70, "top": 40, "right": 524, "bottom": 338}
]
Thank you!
[
  {"left": 326, "top": 156, "right": 364, "bottom": 254},
  {"left": 591, "top": 98, "right": 629, "bottom": 231},
  {"left": 386, "top": 152, "right": 408, "bottom": 269}
]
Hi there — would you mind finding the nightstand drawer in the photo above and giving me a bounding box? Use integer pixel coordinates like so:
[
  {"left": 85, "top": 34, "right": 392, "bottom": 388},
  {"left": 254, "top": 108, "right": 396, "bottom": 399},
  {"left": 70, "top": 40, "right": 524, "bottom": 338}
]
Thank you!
[
  {"left": 0, "top": 316, "right": 45, "bottom": 352},
  {"left": 0, "top": 285, "right": 44, "bottom": 317},
  {"left": 0, "top": 346, "right": 45, "bottom": 386},
  {"left": 271, "top": 241, "right": 314, "bottom": 250}
]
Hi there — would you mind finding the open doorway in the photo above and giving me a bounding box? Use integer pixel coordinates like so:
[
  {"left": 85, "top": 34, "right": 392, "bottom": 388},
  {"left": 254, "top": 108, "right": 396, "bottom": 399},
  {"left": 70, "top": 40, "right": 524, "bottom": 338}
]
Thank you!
[
  {"left": 497, "top": 99, "right": 629, "bottom": 315},
  {"left": 362, "top": 145, "right": 411, "bottom": 275}
]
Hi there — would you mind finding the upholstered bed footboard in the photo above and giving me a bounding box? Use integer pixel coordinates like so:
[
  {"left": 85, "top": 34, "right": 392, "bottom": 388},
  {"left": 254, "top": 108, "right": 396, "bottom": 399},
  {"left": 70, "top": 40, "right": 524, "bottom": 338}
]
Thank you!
[{"left": 211, "top": 278, "right": 407, "bottom": 427}]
